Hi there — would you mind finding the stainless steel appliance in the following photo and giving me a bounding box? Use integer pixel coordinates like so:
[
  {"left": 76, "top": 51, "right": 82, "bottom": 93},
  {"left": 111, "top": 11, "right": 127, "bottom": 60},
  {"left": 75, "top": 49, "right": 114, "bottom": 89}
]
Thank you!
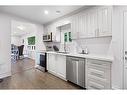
[
  {"left": 36, "top": 52, "right": 47, "bottom": 72},
  {"left": 66, "top": 56, "right": 85, "bottom": 88},
  {"left": 43, "top": 32, "right": 52, "bottom": 42}
]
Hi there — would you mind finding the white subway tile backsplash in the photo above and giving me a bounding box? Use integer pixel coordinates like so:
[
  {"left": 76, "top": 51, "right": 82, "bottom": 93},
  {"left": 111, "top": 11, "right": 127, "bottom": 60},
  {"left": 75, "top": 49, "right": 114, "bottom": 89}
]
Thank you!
[
  {"left": 73, "top": 37, "right": 112, "bottom": 55},
  {"left": 46, "top": 36, "right": 112, "bottom": 56}
]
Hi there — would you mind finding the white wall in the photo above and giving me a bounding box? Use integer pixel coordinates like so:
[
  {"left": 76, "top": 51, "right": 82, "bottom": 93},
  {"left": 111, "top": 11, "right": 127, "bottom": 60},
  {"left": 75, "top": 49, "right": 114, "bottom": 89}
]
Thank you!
[
  {"left": 0, "top": 11, "right": 45, "bottom": 79},
  {"left": 35, "top": 24, "right": 46, "bottom": 51},
  {"left": 11, "top": 36, "right": 22, "bottom": 46},
  {"left": 0, "top": 13, "right": 11, "bottom": 78},
  {"left": 111, "top": 6, "right": 126, "bottom": 89}
]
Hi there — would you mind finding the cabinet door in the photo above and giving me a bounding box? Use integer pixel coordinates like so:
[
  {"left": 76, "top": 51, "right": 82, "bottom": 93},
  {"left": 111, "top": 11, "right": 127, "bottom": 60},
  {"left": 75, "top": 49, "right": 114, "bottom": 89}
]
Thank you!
[
  {"left": 124, "top": 66, "right": 127, "bottom": 89},
  {"left": 47, "top": 53, "right": 56, "bottom": 74},
  {"left": 71, "top": 15, "right": 79, "bottom": 39},
  {"left": 124, "top": 11, "right": 127, "bottom": 52},
  {"left": 98, "top": 7, "right": 112, "bottom": 37},
  {"left": 77, "top": 59, "right": 85, "bottom": 88},
  {"left": 56, "top": 55, "right": 66, "bottom": 79},
  {"left": 78, "top": 13, "right": 87, "bottom": 38},
  {"left": 87, "top": 9, "right": 98, "bottom": 38}
]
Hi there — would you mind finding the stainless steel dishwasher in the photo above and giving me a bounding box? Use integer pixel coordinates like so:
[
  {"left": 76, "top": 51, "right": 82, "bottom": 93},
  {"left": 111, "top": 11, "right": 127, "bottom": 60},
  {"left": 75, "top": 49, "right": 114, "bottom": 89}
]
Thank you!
[{"left": 66, "top": 56, "right": 85, "bottom": 88}]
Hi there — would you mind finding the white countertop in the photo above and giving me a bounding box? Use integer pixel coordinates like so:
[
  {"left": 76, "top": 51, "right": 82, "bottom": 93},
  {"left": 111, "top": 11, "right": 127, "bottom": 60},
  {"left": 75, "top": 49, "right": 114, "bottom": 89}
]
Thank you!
[{"left": 46, "top": 51, "right": 113, "bottom": 62}]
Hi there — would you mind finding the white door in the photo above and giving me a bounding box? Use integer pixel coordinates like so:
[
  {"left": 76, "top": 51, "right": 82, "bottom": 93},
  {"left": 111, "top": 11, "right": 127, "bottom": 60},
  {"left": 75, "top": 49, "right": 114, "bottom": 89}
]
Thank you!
[
  {"left": 98, "top": 7, "right": 112, "bottom": 37},
  {"left": 56, "top": 55, "right": 66, "bottom": 79}
]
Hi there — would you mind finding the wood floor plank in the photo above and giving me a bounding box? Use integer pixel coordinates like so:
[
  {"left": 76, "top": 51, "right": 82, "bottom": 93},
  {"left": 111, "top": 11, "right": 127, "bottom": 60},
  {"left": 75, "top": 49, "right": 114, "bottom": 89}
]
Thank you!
[{"left": 0, "top": 58, "right": 82, "bottom": 89}]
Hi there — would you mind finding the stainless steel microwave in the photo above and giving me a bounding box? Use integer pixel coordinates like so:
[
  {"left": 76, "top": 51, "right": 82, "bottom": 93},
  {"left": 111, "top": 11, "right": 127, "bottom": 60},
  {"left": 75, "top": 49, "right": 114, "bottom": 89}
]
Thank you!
[{"left": 43, "top": 32, "right": 52, "bottom": 42}]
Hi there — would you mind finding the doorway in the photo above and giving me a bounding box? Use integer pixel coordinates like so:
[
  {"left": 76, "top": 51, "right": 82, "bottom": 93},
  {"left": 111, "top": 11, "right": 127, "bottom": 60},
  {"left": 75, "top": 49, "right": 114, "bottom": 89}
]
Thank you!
[{"left": 11, "top": 20, "right": 36, "bottom": 74}]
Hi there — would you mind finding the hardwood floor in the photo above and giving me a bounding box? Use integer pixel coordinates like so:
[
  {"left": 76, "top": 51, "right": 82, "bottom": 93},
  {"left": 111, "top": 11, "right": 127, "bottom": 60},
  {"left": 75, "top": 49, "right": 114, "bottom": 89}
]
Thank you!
[
  {"left": 11, "top": 58, "right": 35, "bottom": 74},
  {"left": 0, "top": 58, "right": 81, "bottom": 89}
]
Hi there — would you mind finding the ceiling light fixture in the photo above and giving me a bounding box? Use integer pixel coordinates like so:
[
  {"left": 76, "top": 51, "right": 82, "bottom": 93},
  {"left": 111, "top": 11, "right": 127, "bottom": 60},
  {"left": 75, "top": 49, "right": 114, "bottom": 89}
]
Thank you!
[
  {"left": 17, "top": 25, "right": 25, "bottom": 30},
  {"left": 44, "top": 10, "right": 49, "bottom": 14}
]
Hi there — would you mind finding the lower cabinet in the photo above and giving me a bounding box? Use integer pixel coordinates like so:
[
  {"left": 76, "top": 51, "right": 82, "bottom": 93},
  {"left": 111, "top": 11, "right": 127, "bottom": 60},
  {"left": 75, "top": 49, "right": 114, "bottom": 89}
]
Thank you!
[
  {"left": 124, "top": 58, "right": 127, "bottom": 89},
  {"left": 47, "top": 53, "right": 66, "bottom": 80},
  {"left": 124, "top": 66, "right": 127, "bottom": 89},
  {"left": 47, "top": 53, "right": 112, "bottom": 89},
  {"left": 86, "top": 59, "right": 111, "bottom": 89}
]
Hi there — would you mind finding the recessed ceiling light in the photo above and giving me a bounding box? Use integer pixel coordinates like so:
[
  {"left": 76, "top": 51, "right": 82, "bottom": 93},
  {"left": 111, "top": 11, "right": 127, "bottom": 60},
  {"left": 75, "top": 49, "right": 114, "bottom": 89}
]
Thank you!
[
  {"left": 56, "top": 11, "right": 61, "bottom": 14},
  {"left": 17, "top": 25, "right": 25, "bottom": 30},
  {"left": 44, "top": 10, "right": 49, "bottom": 14}
]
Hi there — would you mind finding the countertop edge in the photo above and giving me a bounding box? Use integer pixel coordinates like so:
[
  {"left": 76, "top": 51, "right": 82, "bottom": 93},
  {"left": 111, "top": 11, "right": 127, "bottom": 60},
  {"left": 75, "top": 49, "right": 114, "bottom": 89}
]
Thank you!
[{"left": 46, "top": 52, "right": 113, "bottom": 62}]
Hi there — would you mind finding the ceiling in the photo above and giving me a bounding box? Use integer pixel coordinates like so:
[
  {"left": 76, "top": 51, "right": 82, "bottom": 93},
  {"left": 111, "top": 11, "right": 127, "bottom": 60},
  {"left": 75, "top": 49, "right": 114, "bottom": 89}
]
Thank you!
[
  {"left": 0, "top": 6, "right": 83, "bottom": 24},
  {"left": 11, "top": 20, "right": 36, "bottom": 36}
]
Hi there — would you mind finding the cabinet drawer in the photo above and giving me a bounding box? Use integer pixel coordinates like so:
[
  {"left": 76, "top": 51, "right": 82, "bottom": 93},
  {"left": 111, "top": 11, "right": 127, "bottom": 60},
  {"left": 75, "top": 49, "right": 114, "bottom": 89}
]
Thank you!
[
  {"left": 88, "top": 67, "right": 109, "bottom": 79},
  {"left": 88, "top": 80, "right": 105, "bottom": 89},
  {"left": 87, "top": 59, "right": 111, "bottom": 69},
  {"left": 87, "top": 77, "right": 110, "bottom": 89}
]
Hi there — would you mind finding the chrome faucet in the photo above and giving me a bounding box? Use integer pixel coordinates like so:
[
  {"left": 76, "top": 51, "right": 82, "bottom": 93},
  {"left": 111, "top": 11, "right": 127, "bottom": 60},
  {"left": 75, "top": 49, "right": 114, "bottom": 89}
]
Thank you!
[{"left": 64, "top": 41, "right": 67, "bottom": 52}]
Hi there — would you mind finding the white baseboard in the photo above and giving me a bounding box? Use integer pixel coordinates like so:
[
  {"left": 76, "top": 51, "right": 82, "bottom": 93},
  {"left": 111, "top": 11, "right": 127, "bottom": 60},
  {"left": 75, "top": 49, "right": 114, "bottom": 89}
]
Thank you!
[{"left": 0, "top": 71, "right": 11, "bottom": 79}]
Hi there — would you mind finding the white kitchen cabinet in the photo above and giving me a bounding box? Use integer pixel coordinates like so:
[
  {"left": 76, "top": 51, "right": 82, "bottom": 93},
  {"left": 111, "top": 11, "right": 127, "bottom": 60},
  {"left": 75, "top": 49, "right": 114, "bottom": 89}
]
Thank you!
[
  {"left": 98, "top": 6, "right": 112, "bottom": 37},
  {"left": 86, "top": 59, "right": 111, "bottom": 89},
  {"left": 47, "top": 53, "right": 56, "bottom": 74},
  {"left": 71, "top": 12, "right": 89, "bottom": 39},
  {"left": 71, "top": 6, "right": 112, "bottom": 39},
  {"left": 56, "top": 54, "right": 66, "bottom": 79},
  {"left": 71, "top": 14, "right": 79, "bottom": 39},
  {"left": 47, "top": 53, "right": 66, "bottom": 80},
  {"left": 86, "top": 8, "right": 98, "bottom": 38},
  {"left": 124, "top": 66, "right": 127, "bottom": 89}
]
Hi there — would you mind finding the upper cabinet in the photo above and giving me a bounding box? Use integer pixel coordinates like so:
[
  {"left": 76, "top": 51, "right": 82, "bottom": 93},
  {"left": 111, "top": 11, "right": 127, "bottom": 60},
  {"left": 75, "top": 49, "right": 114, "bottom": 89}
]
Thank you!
[
  {"left": 98, "top": 6, "right": 112, "bottom": 37},
  {"left": 71, "top": 6, "right": 112, "bottom": 39},
  {"left": 44, "top": 6, "right": 112, "bottom": 40},
  {"left": 86, "top": 8, "right": 98, "bottom": 38}
]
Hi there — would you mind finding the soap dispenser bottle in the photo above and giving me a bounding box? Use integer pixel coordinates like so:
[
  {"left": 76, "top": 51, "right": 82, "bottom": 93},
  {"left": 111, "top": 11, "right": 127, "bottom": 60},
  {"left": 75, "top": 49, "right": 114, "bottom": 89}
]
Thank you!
[{"left": 85, "top": 46, "right": 89, "bottom": 54}]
